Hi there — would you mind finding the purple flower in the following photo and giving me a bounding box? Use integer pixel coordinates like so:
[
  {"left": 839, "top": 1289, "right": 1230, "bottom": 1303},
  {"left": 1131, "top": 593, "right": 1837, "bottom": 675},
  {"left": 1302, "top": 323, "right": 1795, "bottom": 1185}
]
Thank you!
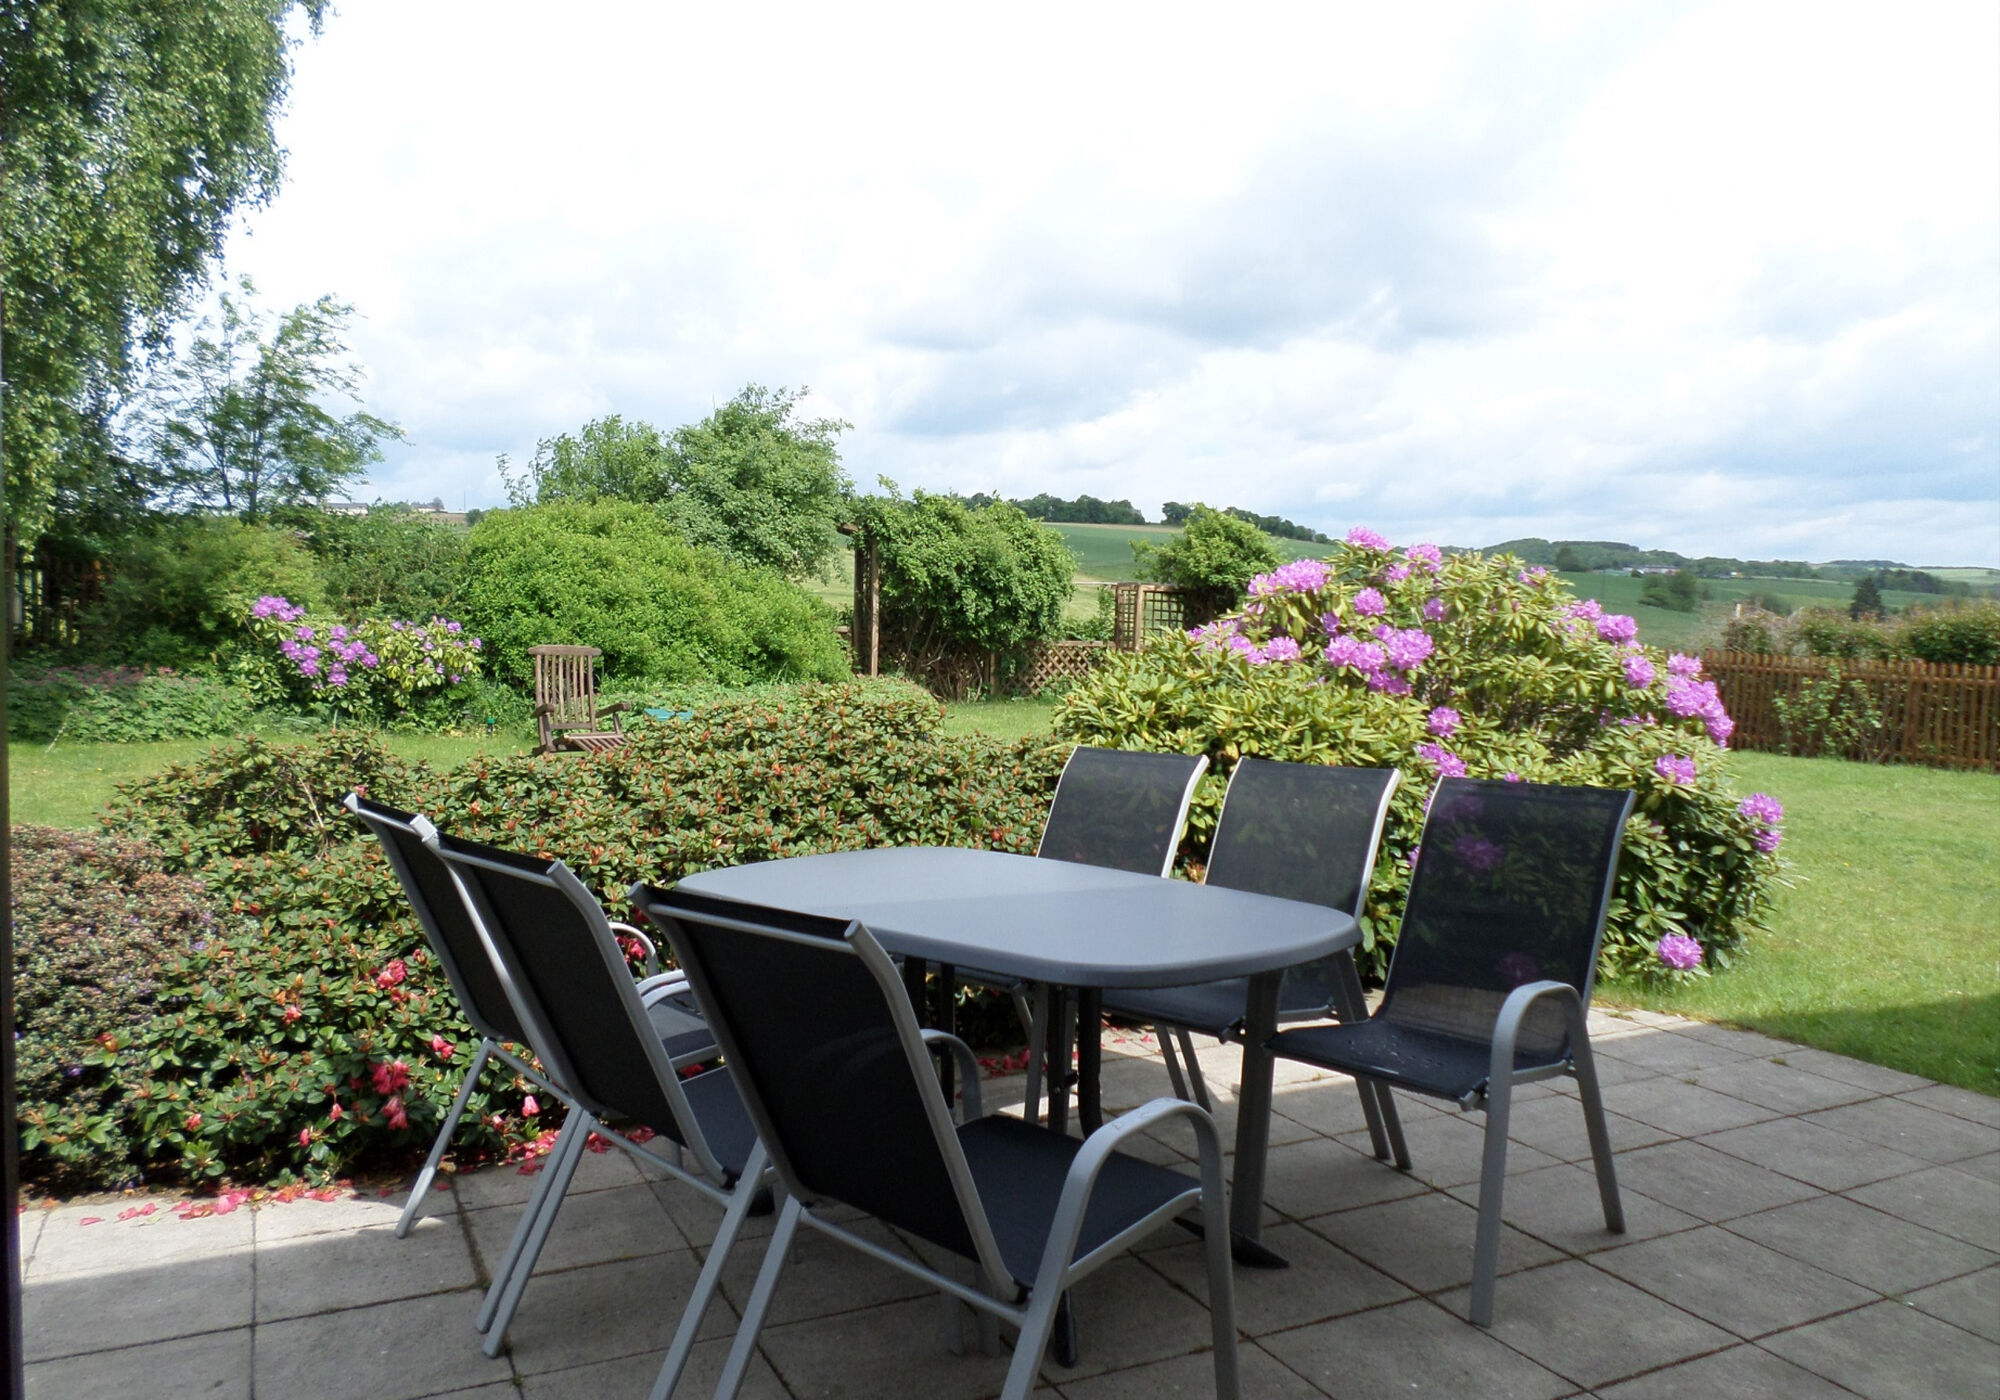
[
  {"left": 1428, "top": 706, "right": 1461, "bottom": 737},
  {"left": 1625, "top": 654, "right": 1656, "bottom": 688},
  {"left": 1189, "top": 620, "right": 1235, "bottom": 652},
  {"left": 1352, "top": 587, "right": 1388, "bottom": 617},
  {"left": 1596, "top": 614, "right": 1639, "bottom": 643},
  {"left": 469, "top": 638, "right": 482, "bottom": 650},
  {"left": 295, "top": 625, "right": 315, "bottom": 642},
  {"left": 1406, "top": 543, "right": 1443, "bottom": 573},
  {"left": 361, "top": 652, "right": 379, "bottom": 668},
  {"left": 1346, "top": 526, "right": 1390, "bottom": 550},
  {"left": 1383, "top": 562, "right": 1412, "bottom": 583},
  {"left": 1739, "top": 793, "right": 1784, "bottom": 825},
  {"left": 1656, "top": 934, "right": 1704, "bottom": 971},
  {"left": 1655, "top": 754, "right": 1697, "bottom": 786},
  {"left": 1518, "top": 567, "right": 1549, "bottom": 585},
  {"left": 1325, "top": 635, "right": 1385, "bottom": 671},
  {"left": 327, "top": 669, "right": 349, "bottom": 688},
  {"left": 1320, "top": 612, "right": 1343, "bottom": 640},
  {"left": 1665, "top": 677, "right": 1720, "bottom": 718},
  {"left": 446, "top": 620, "right": 463, "bottom": 633},
  {"left": 1503, "top": 771, "right": 1523, "bottom": 783},
  {"left": 1667, "top": 652, "right": 1703, "bottom": 678},
  {"left": 1415, "top": 742, "right": 1467, "bottom": 778},
  {"left": 391, "top": 620, "right": 406, "bottom": 631},
  {"left": 1261, "top": 635, "right": 1303, "bottom": 663},
  {"left": 1706, "top": 710, "right": 1735, "bottom": 747},
  {"left": 1457, "top": 835, "right": 1505, "bottom": 874},
  {"left": 299, "top": 657, "right": 321, "bottom": 677},
  {"left": 1566, "top": 599, "right": 1604, "bottom": 623},
  {"left": 1226, "top": 635, "right": 1260, "bottom": 660},
  {"left": 1422, "top": 596, "right": 1447, "bottom": 622},
  {"left": 1365, "top": 669, "right": 1411, "bottom": 695},
  {"left": 1378, "top": 626, "right": 1434, "bottom": 671},
  {"left": 1248, "top": 558, "right": 1332, "bottom": 597}
]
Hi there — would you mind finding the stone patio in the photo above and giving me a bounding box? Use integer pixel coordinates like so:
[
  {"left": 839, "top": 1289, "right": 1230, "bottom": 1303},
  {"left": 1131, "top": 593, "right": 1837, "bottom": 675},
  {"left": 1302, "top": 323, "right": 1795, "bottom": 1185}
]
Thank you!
[{"left": 19, "top": 1010, "right": 1999, "bottom": 1399}]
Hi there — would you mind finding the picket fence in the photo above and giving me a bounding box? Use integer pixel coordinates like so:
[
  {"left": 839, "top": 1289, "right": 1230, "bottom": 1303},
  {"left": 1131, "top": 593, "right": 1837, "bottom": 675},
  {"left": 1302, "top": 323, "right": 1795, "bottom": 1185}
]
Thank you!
[{"left": 1700, "top": 650, "right": 1999, "bottom": 771}]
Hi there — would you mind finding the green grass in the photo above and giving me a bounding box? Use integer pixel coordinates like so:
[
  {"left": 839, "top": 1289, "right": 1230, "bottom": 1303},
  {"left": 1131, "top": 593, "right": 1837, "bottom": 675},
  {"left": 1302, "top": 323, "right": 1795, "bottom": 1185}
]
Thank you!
[
  {"left": 1601, "top": 752, "right": 2000, "bottom": 1094},
  {"left": 1553, "top": 571, "right": 1944, "bottom": 653},
  {"left": 940, "top": 698, "right": 1057, "bottom": 743},
  {"left": 7, "top": 731, "right": 535, "bottom": 829}
]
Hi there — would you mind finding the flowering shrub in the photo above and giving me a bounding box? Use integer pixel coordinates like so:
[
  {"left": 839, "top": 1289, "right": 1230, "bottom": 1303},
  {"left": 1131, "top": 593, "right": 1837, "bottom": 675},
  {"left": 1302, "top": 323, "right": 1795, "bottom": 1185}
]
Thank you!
[
  {"left": 1057, "top": 534, "right": 1787, "bottom": 982},
  {"left": 242, "top": 595, "right": 484, "bottom": 722},
  {"left": 53, "top": 683, "right": 1065, "bottom": 1188}
]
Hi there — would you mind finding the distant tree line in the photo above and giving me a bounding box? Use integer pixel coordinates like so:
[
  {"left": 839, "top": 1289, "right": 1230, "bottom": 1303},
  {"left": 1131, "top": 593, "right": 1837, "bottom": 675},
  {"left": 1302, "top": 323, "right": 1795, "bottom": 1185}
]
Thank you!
[
  {"left": 1510, "top": 539, "right": 1980, "bottom": 595},
  {"left": 1010, "top": 493, "right": 1148, "bottom": 525},
  {"left": 1160, "top": 502, "right": 1330, "bottom": 542}
]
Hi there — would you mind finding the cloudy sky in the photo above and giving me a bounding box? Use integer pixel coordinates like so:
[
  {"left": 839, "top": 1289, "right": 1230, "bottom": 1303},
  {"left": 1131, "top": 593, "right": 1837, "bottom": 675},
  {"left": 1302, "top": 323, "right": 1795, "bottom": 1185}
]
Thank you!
[{"left": 224, "top": 1, "right": 2000, "bottom": 565}]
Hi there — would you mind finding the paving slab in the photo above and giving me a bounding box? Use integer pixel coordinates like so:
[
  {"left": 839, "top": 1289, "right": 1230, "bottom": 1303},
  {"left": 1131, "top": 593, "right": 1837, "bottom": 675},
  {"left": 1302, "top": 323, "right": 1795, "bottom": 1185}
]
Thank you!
[
  {"left": 23, "top": 1251, "right": 251, "bottom": 1361},
  {"left": 1592, "top": 1342, "right": 1860, "bottom": 1400},
  {"left": 25, "top": 1201, "right": 253, "bottom": 1280},
  {"left": 1696, "top": 1114, "right": 1932, "bottom": 1191},
  {"left": 1767, "top": 1048, "right": 1934, "bottom": 1095},
  {"left": 1801, "top": 1094, "right": 2000, "bottom": 1164},
  {"left": 463, "top": 1179, "right": 690, "bottom": 1280},
  {"left": 1443, "top": 1160, "right": 1698, "bottom": 1256},
  {"left": 1258, "top": 1135, "right": 1430, "bottom": 1219},
  {"left": 1592, "top": 1028, "right": 1756, "bottom": 1075},
  {"left": 1723, "top": 1193, "right": 1999, "bottom": 1295},
  {"left": 713, "top": 1214, "right": 935, "bottom": 1329},
  {"left": 1305, "top": 1190, "right": 1563, "bottom": 1294},
  {"left": 254, "top": 1288, "right": 512, "bottom": 1400},
  {"left": 1490, "top": 1092, "right": 1669, "bottom": 1162},
  {"left": 497, "top": 1249, "right": 743, "bottom": 1378},
  {"left": 1760, "top": 1298, "right": 2000, "bottom": 1400},
  {"left": 1590, "top": 1224, "right": 1877, "bottom": 1339},
  {"left": 518, "top": 1337, "right": 791, "bottom": 1399},
  {"left": 1847, "top": 1161, "right": 2000, "bottom": 1253},
  {"left": 1897, "top": 1081, "right": 2000, "bottom": 1127},
  {"left": 1058, "top": 1343, "right": 1329, "bottom": 1399},
  {"left": 1900, "top": 1265, "right": 2000, "bottom": 1343},
  {"left": 748, "top": 1292, "right": 1042, "bottom": 1400},
  {"left": 1259, "top": 1296, "right": 1575, "bottom": 1400},
  {"left": 1333, "top": 1109, "right": 1564, "bottom": 1191},
  {"left": 24, "top": 1327, "right": 253, "bottom": 1400},
  {"left": 1688, "top": 1055, "right": 1880, "bottom": 1115},
  {"left": 1607, "top": 1139, "right": 1821, "bottom": 1220},
  {"left": 1595, "top": 1075, "right": 1780, "bottom": 1137},
  {"left": 1143, "top": 1221, "right": 1411, "bottom": 1334}
]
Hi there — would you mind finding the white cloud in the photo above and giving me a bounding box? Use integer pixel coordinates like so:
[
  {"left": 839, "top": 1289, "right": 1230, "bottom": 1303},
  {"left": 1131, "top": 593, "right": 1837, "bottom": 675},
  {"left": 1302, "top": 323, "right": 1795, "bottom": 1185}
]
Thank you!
[{"left": 223, "top": 0, "right": 2000, "bottom": 562}]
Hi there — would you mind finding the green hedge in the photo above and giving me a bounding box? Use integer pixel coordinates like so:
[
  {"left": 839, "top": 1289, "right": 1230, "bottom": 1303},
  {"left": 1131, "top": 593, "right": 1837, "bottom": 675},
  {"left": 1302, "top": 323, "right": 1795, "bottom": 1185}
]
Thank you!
[{"left": 8, "top": 665, "right": 255, "bottom": 743}]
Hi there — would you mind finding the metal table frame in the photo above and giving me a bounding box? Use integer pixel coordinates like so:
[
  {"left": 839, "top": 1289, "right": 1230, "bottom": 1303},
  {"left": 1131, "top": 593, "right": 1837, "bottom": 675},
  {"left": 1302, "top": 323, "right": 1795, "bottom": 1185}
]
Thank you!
[{"left": 675, "top": 846, "right": 1364, "bottom": 1264}]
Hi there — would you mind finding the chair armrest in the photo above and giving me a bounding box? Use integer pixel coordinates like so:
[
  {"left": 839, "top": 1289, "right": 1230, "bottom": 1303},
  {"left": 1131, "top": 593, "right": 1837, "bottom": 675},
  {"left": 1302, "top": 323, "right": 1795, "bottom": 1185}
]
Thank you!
[
  {"left": 532, "top": 701, "right": 557, "bottom": 717},
  {"left": 1486, "top": 980, "right": 1586, "bottom": 1096},
  {"left": 611, "top": 920, "right": 661, "bottom": 976},
  {"left": 601, "top": 700, "right": 632, "bottom": 716},
  {"left": 1036, "top": 1097, "right": 1224, "bottom": 1288},
  {"left": 919, "top": 1029, "right": 984, "bottom": 1122},
  {"left": 636, "top": 970, "right": 691, "bottom": 1001}
]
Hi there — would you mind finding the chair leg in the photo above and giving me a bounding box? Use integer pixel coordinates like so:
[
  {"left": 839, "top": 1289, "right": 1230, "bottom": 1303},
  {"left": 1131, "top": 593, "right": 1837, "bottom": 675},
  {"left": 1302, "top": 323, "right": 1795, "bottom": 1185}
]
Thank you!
[
  {"left": 475, "top": 1105, "right": 582, "bottom": 1332},
  {"left": 1195, "top": 1104, "right": 1242, "bottom": 1400},
  {"left": 1468, "top": 1079, "right": 1514, "bottom": 1328},
  {"left": 1023, "top": 985, "right": 1049, "bottom": 1126},
  {"left": 398, "top": 1039, "right": 494, "bottom": 1238},
  {"left": 1159, "top": 1027, "right": 1194, "bottom": 1103},
  {"left": 1573, "top": 1040, "right": 1625, "bottom": 1235},
  {"left": 1331, "top": 954, "right": 1404, "bottom": 1164},
  {"left": 1000, "top": 1278, "right": 1066, "bottom": 1400},
  {"left": 711, "top": 1195, "right": 803, "bottom": 1400},
  {"left": 648, "top": 1146, "right": 770, "bottom": 1400},
  {"left": 1374, "top": 1079, "right": 1410, "bottom": 1170},
  {"left": 1172, "top": 1029, "right": 1214, "bottom": 1113},
  {"left": 479, "top": 1110, "right": 591, "bottom": 1354}
]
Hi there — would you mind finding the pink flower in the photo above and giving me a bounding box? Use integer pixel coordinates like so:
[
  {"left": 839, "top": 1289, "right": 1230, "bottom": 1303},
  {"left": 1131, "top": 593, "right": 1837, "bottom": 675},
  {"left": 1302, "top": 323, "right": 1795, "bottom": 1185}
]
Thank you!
[
  {"left": 1655, "top": 754, "right": 1697, "bottom": 786},
  {"left": 299, "top": 1127, "right": 314, "bottom": 1147},
  {"left": 385, "top": 1097, "right": 409, "bottom": 1131},
  {"left": 1625, "top": 654, "right": 1656, "bottom": 688},
  {"left": 375, "top": 959, "right": 408, "bottom": 989},
  {"left": 185, "top": 1113, "right": 202, "bottom": 1132},
  {"left": 1667, "top": 652, "right": 1703, "bottom": 678},
  {"left": 282, "top": 1004, "right": 302, "bottom": 1024},
  {"left": 522, "top": 1095, "right": 541, "bottom": 1117},
  {"left": 1656, "top": 934, "right": 1704, "bottom": 971},
  {"left": 430, "top": 1034, "right": 455, "bottom": 1059},
  {"left": 1428, "top": 706, "right": 1461, "bottom": 737},
  {"left": 330, "top": 1103, "right": 345, "bottom": 1121},
  {"left": 1518, "top": 567, "right": 1549, "bottom": 584},
  {"left": 1415, "top": 742, "right": 1467, "bottom": 778},
  {"left": 1383, "top": 562, "right": 1412, "bottom": 583},
  {"left": 1346, "top": 526, "right": 1390, "bottom": 550},
  {"left": 1405, "top": 543, "right": 1443, "bottom": 573},
  {"left": 1260, "top": 635, "right": 1303, "bottom": 663},
  {"left": 1352, "top": 587, "right": 1388, "bottom": 617},
  {"left": 1596, "top": 614, "right": 1639, "bottom": 643},
  {"left": 371, "top": 1060, "right": 410, "bottom": 1095},
  {"left": 1422, "top": 596, "right": 1447, "bottom": 622}
]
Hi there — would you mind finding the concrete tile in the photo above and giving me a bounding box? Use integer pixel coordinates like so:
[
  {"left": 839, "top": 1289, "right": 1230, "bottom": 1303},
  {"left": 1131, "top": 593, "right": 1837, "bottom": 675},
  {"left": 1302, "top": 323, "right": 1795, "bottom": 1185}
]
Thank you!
[
  {"left": 1591, "top": 1225, "right": 1877, "bottom": 1338},
  {"left": 1609, "top": 1140, "right": 1820, "bottom": 1221},
  {"left": 1593, "top": 1342, "right": 1858, "bottom": 1399},
  {"left": 1897, "top": 1082, "right": 2000, "bottom": 1128},
  {"left": 1599, "top": 1076, "right": 1782, "bottom": 1137},
  {"left": 452, "top": 1144, "right": 644, "bottom": 1211},
  {"left": 650, "top": 1173, "right": 782, "bottom": 1251},
  {"left": 253, "top": 1192, "right": 415, "bottom": 1243},
  {"left": 1498, "top": 1093, "right": 1669, "bottom": 1162},
  {"left": 24, "top": 1328, "right": 252, "bottom": 1400},
  {"left": 1767, "top": 1048, "right": 1933, "bottom": 1095},
  {"left": 499, "top": 1250, "right": 742, "bottom": 1377},
  {"left": 1058, "top": 1343, "right": 1324, "bottom": 1400},
  {"left": 1847, "top": 1162, "right": 2000, "bottom": 1252},
  {"left": 1143, "top": 1221, "right": 1411, "bottom": 1334},
  {"left": 1182, "top": 1095, "right": 1317, "bottom": 1153},
  {"left": 1305, "top": 1191, "right": 1562, "bottom": 1294},
  {"left": 465, "top": 1180, "right": 689, "bottom": 1280},
  {"left": 715, "top": 1216, "right": 933, "bottom": 1329},
  {"left": 1689, "top": 1056, "right": 1878, "bottom": 1115},
  {"left": 516, "top": 1334, "right": 789, "bottom": 1399},
  {"left": 751, "top": 1293, "right": 1029, "bottom": 1399},
  {"left": 24, "top": 1252, "right": 252, "bottom": 1361},
  {"left": 1661, "top": 1022, "right": 1804, "bottom": 1059},
  {"left": 18, "top": 1204, "right": 47, "bottom": 1266},
  {"left": 1038, "top": 1254, "right": 1237, "bottom": 1381},
  {"left": 1593, "top": 1029, "right": 1755, "bottom": 1075},
  {"left": 1726, "top": 1194, "right": 1999, "bottom": 1295},
  {"left": 1335, "top": 1110, "right": 1564, "bottom": 1191},
  {"left": 1953, "top": 1151, "right": 2000, "bottom": 1185},
  {"left": 1698, "top": 1115, "right": 1931, "bottom": 1191},
  {"left": 25, "top": 1201, "right": 253, "bottom": 1280},
  {"left": 256, "top": 1219, "right": 481, "bottom": 1323},
  {"left": 1761, "top": 1299, "right": 2000, "bottom": 1400},
  {"left": 415, "top": 1387, "right": 517, "bottom": 1400},
  {"left": 1435, "top": 1259, "right": 1734, "bottom": 1390},
  {"left": 1803, "top": 1096, "right": 2000, "bottom": 1165},
  {"left": 1270, "top": 1076, "right": 1416, "bottom": 1137},
  {"left": 1444, "top": 1162, "right": 1702, "bottom": 1255},
  {"left": 1259, "top": 1136, "right": 1430, "bottom": 1219},
  {"left": 1260, "top": 1296, "right": 1574, "bottom": 1400},
  {"left": 1901, "top": 1266, "right": 2000, "bottom": 1344},
  {"left": 254, "top": 1289, "right": 511, "bottom": 1400}
]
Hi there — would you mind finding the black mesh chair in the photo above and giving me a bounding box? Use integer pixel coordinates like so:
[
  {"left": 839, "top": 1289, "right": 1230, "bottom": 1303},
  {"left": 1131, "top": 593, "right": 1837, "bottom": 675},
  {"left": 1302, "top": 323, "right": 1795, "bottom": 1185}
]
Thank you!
[
  {"left": 424, "top": 829, "right": 769, "bottom": 1392},
  {"left": 344, "top": 795, "right": 710, "bottom": 1239},
  {"left": 1008, "top": 746, "right": 1208, "bottom": 1121},
  {"left": 1267, "top": 778, "right": 1636, "bottom": 1326},
  {"left": 1100, "top": 758, "right": 1405, "bottom": 1159},
  {"left": 633, "top": 883, "right": 1239, "bottom": 1400}
]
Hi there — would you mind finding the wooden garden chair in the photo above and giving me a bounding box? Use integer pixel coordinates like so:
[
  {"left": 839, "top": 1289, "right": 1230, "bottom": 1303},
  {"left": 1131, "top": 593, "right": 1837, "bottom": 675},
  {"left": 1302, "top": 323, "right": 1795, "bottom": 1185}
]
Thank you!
[{"left": 529, "top": 644, "right": 629, "bottom": 754}]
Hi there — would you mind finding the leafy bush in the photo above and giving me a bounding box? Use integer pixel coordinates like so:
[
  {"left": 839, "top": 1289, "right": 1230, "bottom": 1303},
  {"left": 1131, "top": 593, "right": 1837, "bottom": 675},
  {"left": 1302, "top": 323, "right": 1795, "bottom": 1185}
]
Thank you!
[
  {"left": 1131, "top": 503, "right": 1280, "bottom": 617},
  {"left": 1771, "top": 663, "right": 1887, "bottom": 760},
  {"left": 1736, "top": 602, "right": 2000, "bottom": 667},
  {"left": 7, "top": 664, "right": 253, "bottom": 742},
  {"left": 1903, "top": 604, "right": 2000, "bottom": 665},
  {"left": 855, "top": 489, "right": 1075, "bottom": 698},
  {"left": 237, "top": 595, "right": 486, "bottom": 723},
  {"left": 57, "top": 685, "right": 1064, "bottom": 1187},
  {"left": 1056, "top": 533, "right": 1786, "bottom": 984},
  {"left": 89, "top": 516, "right": 328, "bottom": 667},
  {"left": 302, "top": 506, "right": 468, "bottom": 621},
  {"left": 458, "top": 501, "right": 848, "bottom": 686},
  {"left": 11, "top": 827, "right": 231, "bottom": 1189}
]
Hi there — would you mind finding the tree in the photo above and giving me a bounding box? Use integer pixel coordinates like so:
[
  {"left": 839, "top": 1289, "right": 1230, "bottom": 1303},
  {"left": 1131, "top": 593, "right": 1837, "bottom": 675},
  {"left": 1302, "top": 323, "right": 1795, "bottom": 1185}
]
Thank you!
[
  {"left": 1132, "top": 503, "right": 1281, "bottom": 617},
  {"left": 1849, "top": 574, "right": 1886, "bottom": 621},
  {"left": 1554, "top": 545, "right": 1585, "bottom": 572},
  {"left": 136, "top": 279, "right": 401, "bottom": 520},
  {"left": 502, "top": 414, "right": 672, "bottom": 507},
  {"left": 2, "top": 0, "right": 328, "bottom": 542},
  {"left": 1639, "top": 568, "right": 1701, "bottom": 613}
]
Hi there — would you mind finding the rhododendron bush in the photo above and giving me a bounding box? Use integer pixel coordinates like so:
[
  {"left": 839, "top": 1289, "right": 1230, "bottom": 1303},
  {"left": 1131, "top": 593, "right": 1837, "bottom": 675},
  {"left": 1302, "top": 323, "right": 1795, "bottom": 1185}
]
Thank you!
[
  {"left": 1055, "top": 532, "right": 1785, "bottom": 982},
  {"left": 239, "top": 594, "right": 484, "bottom": 723}
]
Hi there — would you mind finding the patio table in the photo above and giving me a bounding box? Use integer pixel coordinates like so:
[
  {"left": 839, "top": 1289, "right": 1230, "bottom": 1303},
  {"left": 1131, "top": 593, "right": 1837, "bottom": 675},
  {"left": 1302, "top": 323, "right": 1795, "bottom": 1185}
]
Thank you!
[{"left": 674, "top": 845, "right": 1361, "bottom": 1265}]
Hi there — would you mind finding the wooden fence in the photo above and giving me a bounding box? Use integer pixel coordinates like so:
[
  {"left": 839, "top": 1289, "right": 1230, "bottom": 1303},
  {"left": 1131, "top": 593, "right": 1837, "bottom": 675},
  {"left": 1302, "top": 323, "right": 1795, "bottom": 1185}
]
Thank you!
[
  {"left": 1015, "top": 639, "right": 1109, "bottom": 694},
  {"left": 1108, "top": 583, "right": 1214, "bottom": 650},
  {"left": 1700, "top": 651, "right": 2000, "bottom": 771},
  {"left": 7, "top": 538, "right": 106, "bottom": 649}
]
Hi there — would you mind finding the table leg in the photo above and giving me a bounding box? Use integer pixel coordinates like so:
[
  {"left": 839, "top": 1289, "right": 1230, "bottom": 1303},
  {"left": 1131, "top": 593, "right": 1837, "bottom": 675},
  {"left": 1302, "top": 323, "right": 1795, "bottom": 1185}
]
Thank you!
[
  {"left": 1229, "top": 969, "right": 1287, "bottom": 1268},
  {"left": 936, "top": 962, "right": 957, "bottom": 1108},
  {"left": 1045, "top": 987, "right": 1072, "bottom": 1136},
  {"left": 1076, "top": 988, "right": 1103, "bottom": 1134}
]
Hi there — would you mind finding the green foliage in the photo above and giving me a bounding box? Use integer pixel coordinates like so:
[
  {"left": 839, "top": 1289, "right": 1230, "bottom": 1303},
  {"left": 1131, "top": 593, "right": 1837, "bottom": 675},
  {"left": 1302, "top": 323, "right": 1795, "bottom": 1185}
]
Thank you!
[
  {"left": 1771, "top": 663, "right": 1887, "bottom": 761},
  {"left": 11, "top": 826, "right": 226, "bottom": 1189},
  {"left": 1, "top": 0, "right": 327, "bottom": 542},
  {"left": 238, "top": 596, "right": 485, "bottom": 723},
  {"left": 1902, "top": 604, "right": 2000, "bottom": 665},
  {"left": 135, "top": 277, "right": 402, "bottom": 520},
  {"left": 303, "top": 506, "right": 468, "bottom": 621},
  {"left": 856, "top": 489, "right": 1075, "bottom": 697},
  {"left": 1131, "top": 503, "right": 1281, "bottom": 616},
  {"left": 89, "top": 515, "right": 328, "bottom": 667},
  {"left": 458, "top": 501, "right": 848, "bottom": 687},
  {"left": 1056, "top": 541, "right": 1784, "bottom": 985},
  {"left": 43, "top": 687, "right": 1065, "bottom": 1186},
  {"left": 506, "top": 414, "right": 672, "bottom": 508},
  {"left": 1783, "top": 603, "right": 2000, "bottom": 665},
  {"left": 7, "top": 664, "right": 253, "bottom": 743},
  {"left": 1848, "top": 574, "right": 1886, "bottom": 621},
  {"left": 1639, "top": 569, "right": 1701, "bottom": 613},
  {"left": 1220, "top": 506, "right": 1331, "bottom": 543},
  {"left": 1012, "top": 493, "right": 1147, "bottom": 525}
]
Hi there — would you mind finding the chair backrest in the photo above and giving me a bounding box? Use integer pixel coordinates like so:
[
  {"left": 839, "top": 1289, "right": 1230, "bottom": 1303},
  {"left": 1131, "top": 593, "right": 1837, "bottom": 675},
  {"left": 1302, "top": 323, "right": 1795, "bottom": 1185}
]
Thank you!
[
  {"left": 426, "top": 829, "right": 720, "bottom": 1173},
  {"left": 530, "top": 644, "right": 604, "bottom": 731},
  {"left": 634, "top": 884, "right": 1013, "bottom": 1289},
  {"left": 344, "top": 793, "right": 530, "bottom": 1048},
  {"left": 1380, "top": 778, "right": 1635, "bottom": 1063},
  {"left": 1036, "top": 747, "right": 1208, "bottom": 876}
]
